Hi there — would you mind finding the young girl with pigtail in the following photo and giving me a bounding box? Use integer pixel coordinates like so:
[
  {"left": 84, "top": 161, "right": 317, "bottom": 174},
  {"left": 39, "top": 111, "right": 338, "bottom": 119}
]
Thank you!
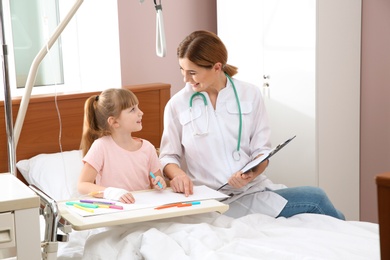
[{"left": 78, "top": 88, "right": 166, "bottom": 203}]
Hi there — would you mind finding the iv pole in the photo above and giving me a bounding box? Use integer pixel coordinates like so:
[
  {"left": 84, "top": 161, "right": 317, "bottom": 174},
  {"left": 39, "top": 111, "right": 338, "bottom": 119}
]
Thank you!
[{"left": 0, "top": 0, "right": 16, "bottom": 175}]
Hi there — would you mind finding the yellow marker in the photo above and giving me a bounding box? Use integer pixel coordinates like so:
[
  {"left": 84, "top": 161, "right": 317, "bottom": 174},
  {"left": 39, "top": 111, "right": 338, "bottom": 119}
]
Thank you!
[
  {"left": 74, "top": 203, "right": 94, "bottom": 213},
  {"left": 97, "top": 204, "right": 123, "bottom": 210}
]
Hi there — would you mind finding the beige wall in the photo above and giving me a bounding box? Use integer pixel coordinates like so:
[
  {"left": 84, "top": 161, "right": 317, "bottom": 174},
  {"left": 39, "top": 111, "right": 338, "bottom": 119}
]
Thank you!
[
  {"left": 360, "top": 0, "right": 390, "bottom": 223},
  {"left": 116, "top": 0, "right": 390, "bottom": 223}
]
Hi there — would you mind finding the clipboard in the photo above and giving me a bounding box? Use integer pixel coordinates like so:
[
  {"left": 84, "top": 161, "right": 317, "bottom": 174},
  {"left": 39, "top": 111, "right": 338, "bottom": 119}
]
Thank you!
[
  {"left": 217, "top": 135, "right": 296, "bottom": 191},
  {"left": 241, "top": 135, "right": 296, "bottom": 173}
]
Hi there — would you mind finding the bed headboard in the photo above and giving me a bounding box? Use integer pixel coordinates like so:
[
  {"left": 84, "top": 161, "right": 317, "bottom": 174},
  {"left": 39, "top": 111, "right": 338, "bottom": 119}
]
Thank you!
[{"left": 0, "top": 83, "right": 170, "bottom": 182}]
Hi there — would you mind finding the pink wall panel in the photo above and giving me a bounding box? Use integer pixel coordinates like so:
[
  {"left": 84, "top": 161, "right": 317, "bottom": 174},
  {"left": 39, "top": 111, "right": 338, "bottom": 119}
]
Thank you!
[
  {"left": 117, "top": 0, "right": 217, "bottom": 95},
  {"left": 360, "top": 0, "right": 390, "bottom": 222}
]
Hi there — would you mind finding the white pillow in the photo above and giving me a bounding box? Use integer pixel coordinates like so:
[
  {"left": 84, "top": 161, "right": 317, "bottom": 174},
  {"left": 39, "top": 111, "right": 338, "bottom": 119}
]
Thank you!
[{"left": 16, "top": 150, "right": 83, "bottom": 201}]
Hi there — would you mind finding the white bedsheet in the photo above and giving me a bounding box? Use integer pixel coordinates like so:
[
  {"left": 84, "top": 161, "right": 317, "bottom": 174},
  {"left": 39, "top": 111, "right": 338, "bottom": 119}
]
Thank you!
[{"left": 57, "top": 213, "right": 380, "bottom": 260}]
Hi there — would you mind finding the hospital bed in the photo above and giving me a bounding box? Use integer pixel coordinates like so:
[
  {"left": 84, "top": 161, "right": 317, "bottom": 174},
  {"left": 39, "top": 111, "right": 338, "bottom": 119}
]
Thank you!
[{"left": 0, "top": 83, "right": 382, "bottom": 259}]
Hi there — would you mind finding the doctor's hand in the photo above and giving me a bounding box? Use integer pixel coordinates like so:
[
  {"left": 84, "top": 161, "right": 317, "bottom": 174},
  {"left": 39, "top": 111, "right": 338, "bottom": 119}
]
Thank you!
[
  {"left": 228, "top": 159, "right": 269, "bottom": 188},
  {"left": 169, "top": 173, "right": 194, "bottom": 197},
  {"left": 228, "top": 170, "right": 256, "bottom": 189}
]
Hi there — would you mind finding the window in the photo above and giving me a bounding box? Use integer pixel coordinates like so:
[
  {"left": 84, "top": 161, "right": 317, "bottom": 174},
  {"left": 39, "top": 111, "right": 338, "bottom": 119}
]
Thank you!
[
  {"left": 1, "top": 0, "right": 121, "bottom": 100},
  {"left": 10, "top": 0, "right": 64, "bottom": 88}
]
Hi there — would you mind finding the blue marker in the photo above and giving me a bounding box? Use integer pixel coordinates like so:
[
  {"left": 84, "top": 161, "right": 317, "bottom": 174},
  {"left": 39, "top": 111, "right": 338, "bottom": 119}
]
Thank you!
[{"left": 150, "top": 172, "right": 163, "bottom": 188}]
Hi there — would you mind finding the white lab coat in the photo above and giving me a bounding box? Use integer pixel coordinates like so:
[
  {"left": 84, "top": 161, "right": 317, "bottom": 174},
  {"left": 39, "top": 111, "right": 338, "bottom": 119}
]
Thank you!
[{"left": 160, "top": 78, "right": 287, "bottom": 217}]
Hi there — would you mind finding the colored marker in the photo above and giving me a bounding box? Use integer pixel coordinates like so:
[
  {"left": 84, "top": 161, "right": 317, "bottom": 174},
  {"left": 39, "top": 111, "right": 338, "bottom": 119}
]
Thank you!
[
  {"left": 154, "top": 201, "right": 201, "bottom": 210},
  {"left": 97, "top": 204, "right": 124, "bottom": 210},
  {"left": 97, "top": 204, "right": 110, "bottom": 209},
  {"left": 74, "top": 204, "right": 94, "bottom": 213},
  {"left": 108, "top": 205, "right": 123, "bottom": 210},
  {"left": 66, "top": 202, "right": 99, "bottom": 208},
  {"left": 155, "top": 203, "right": 184, "bottom": 210},
  {"left": 177, "top": 203, "right": 192, "bottom": 207},
  {"left": 149, "top": 172, "right": 163, "bottom": 188},
  {"left": 177, "top": 201, "right": 201, "bottom": 207},
  {"left": 80, "top": 199, "right": 115, "bottom": 205}
]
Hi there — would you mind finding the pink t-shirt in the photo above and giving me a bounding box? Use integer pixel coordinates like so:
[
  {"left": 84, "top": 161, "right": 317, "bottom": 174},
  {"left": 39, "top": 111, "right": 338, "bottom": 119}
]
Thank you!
[{"left": 83, "top": 136, "right": 161, "bottom": 191}]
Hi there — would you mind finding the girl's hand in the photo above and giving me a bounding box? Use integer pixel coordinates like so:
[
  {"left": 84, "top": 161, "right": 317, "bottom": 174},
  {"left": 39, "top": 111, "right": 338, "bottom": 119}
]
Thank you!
[
  {"left": 104, "top": 187, "right": 134, "bottom": 203},
  {"left": 119, "top": 192, "right": 135, "bottom": 204},
  {"left": 152, "top": 175, "right": 167, "bottom": 190}
]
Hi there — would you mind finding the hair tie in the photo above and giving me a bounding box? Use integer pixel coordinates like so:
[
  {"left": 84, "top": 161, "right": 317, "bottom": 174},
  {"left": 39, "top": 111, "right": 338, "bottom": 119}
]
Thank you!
[{"left": 95, "top": 95, "right": 99, "bottom": 101}]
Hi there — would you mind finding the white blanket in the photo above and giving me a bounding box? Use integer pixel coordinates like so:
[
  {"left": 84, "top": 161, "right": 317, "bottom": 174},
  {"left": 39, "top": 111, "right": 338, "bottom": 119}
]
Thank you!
[{"left": 57, "top": 213, "right": 380, "bottom": 260}]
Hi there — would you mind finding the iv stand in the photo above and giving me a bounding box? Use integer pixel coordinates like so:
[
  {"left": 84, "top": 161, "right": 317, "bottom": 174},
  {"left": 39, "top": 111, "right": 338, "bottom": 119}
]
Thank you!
[{"left": 0, "top": 0, "right": 16, "bottom": 175}]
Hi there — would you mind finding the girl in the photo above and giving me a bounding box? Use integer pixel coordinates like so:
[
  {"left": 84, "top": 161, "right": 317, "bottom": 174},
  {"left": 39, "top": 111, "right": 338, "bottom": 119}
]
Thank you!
[{"left": 78, "top": 88, "right": 166, "bottom": 203}]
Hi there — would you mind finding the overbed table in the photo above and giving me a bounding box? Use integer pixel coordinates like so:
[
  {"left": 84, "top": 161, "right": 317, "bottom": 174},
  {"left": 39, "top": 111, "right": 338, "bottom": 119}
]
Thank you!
[
  {"left": 58, "top": 198, "right": 229, "bottom": 231},
  {"left": 57, "top": 187, "right": 229, "bottom": 231}
]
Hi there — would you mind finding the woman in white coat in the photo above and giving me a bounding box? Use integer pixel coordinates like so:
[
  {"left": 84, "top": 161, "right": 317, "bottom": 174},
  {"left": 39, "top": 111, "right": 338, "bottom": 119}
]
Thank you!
[{"left": 159, "top": 30, "right": 344, "bottom": 220}]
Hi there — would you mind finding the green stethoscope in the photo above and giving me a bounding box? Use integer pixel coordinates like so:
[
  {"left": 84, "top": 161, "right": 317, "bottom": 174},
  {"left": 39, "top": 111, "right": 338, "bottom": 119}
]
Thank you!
[{"left": 189, "top": 74, "right": 242, "bottom": 161}]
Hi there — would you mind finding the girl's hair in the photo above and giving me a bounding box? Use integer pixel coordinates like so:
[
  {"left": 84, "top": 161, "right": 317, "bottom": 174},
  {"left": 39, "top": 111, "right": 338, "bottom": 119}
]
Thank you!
[
  {"left": 80, "top": 88, "right": 139, "bottom": 156},
  {"left": 177, "top": 30, "right": 238, "bottom": 77}
]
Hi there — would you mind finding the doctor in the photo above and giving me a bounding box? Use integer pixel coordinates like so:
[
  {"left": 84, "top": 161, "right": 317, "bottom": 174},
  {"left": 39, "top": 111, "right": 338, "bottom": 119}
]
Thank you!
[{"left": 159, "top": 30, "right": 345, "bottom": 220}]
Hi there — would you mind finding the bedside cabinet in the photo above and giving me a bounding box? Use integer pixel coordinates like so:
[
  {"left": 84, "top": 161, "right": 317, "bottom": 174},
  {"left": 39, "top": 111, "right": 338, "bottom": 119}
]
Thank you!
[{"left": 0, "top": 173, "right": 41, "bottom": 259}]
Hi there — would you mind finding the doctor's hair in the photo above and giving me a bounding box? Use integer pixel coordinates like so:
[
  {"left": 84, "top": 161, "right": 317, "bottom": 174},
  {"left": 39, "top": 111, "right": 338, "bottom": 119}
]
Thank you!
[
  {"left": 177, "top": 30, "right": 238, "bottom": 77},
  {"left": 80, "top": 88, "right": 139, "bottom": 156}
]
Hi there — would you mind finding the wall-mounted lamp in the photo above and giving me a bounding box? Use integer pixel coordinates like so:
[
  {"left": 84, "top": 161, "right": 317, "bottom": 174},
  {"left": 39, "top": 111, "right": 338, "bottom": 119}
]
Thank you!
[{"left": 154, "top": 0, "right": 166, "bottom": 57}]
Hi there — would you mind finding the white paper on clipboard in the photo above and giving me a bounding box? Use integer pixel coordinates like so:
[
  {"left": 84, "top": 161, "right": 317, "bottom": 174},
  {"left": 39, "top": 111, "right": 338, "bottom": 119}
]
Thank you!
[{"left": 241, "top": 135, "right": 296, "bottom": 173}]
